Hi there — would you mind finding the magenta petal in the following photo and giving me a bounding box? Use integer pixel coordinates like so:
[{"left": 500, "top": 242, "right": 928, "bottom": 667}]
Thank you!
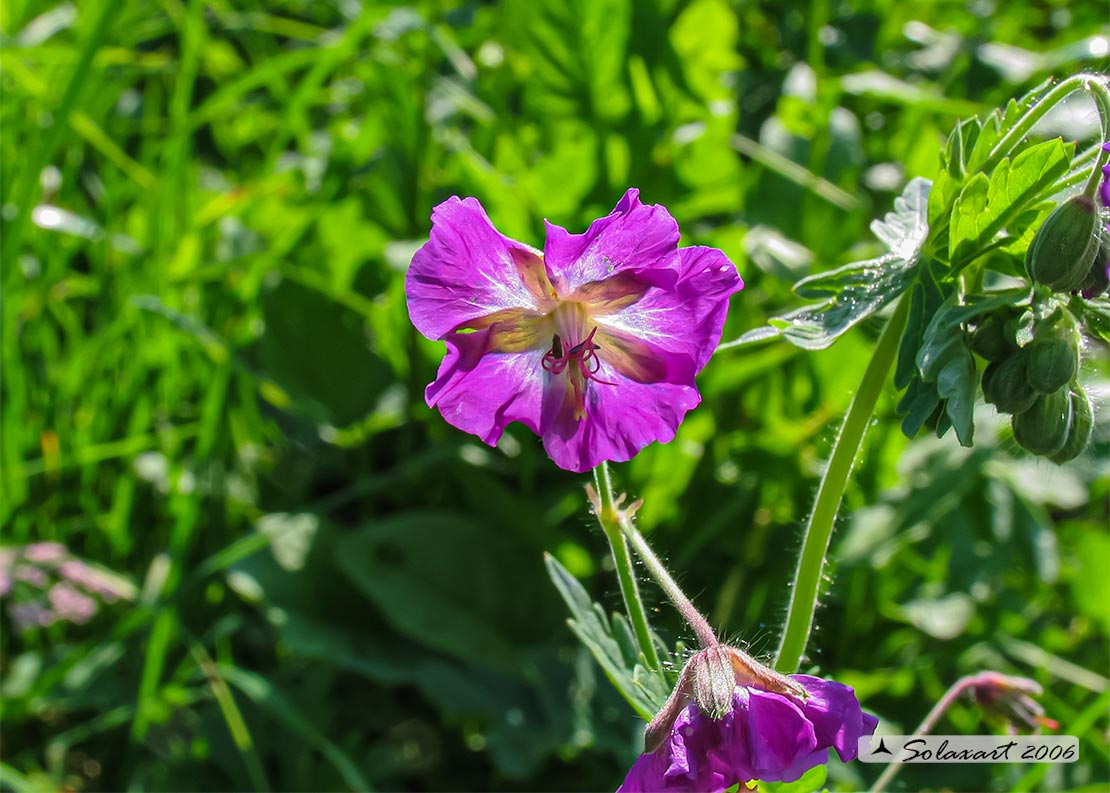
[
  {"left": 1101, "top": 142, "right": 1110, "bottom": 208},
  {"left": 739, "top": 689, "right": 820, "bottom": 783},
  {"left": 406, "top": 197, "right": 553, "bottom": 340},
  {"left": 618, "top": 749, "right": 674, "bottom": 792},
  {"left": 540, "top": 372, "right": 701, "bottom": 473},
  {"left": 793, "top": 674, "right": 878, "bottom": 762},
  {"left": 600, "top": 246, "right": 742, "bottom": 373},
  {"left": 542, "top": 189, "right": 682, "bottom": 294},
  {"left": 425, "top": 330, "right": 544, "bottom": 446}
]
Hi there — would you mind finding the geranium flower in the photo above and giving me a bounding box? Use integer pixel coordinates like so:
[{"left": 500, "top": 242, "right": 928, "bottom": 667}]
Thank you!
[
  {"left": 619, "top": 646, "right": 878, "bottom": 792},
  {"left": 405, "top": 189, "right": 742, "bottom": 472}
]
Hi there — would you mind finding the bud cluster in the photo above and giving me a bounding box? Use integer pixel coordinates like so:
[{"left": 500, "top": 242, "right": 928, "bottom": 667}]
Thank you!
[{"left": 972, "top": 308, "right": 1092, "bottom": 462}]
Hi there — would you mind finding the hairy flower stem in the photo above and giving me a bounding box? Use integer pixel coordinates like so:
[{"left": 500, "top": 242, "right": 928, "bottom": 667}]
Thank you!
[
  {"left": 775, "top": 296, "right": 910, "bottom": 673},
  {"left": 592, "top": 463, "right": 661, "bottom": 670},
  {"left": 983, "top": 73, "right": 1109, "bottom": 174},
  {"left": 617, "top": 511, "right": 719, "bottom": 650},
  {"left": 867, "top": 678, "right": 972, "bottom": 793},
  {"left": 867, "top": 672, "right": 1042, "bottom": 792}
]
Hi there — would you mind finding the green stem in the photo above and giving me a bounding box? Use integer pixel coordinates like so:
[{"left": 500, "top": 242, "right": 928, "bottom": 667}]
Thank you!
[
  {"left": 774, "top": 296, "right": 910, "bottom": 672},
  {"left": 982, "top": 73, "right": 1104, "bottom": 173},
  {"left": 618, "top": 514, "right": 719, "bottom": 649},
  {"left": 1081, "top": 78, "right": 1110, "bottom": 200},
  {"left": 593, "top": 463, "right": 661, "bottom": 670}
]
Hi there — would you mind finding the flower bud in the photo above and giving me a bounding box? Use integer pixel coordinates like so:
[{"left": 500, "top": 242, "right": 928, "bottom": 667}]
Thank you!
[
  {"left": 982, "top": 352, "right": 1038, "bottom": 415},
  {"left": 1025, "top": 195, "right": 1100, "bottom": 293},
  {"left": 1049, "top": 385, "right": 1093, "bottom": 464},
  {"left": 1012, "top": 386, "right": 1072, "bottom": 457},
  {"left": 970, "top": 311, "right": 1018, "bottom": 362},
  {"left": 1026, "top": 327, "right": 1079, "bottom": 395},
  {"left": 692, "top": 646, "right": 738, "bottom": 720}
]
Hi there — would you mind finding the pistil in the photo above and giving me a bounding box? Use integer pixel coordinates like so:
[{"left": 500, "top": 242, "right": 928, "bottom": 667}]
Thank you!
[{"left": 541, "top": 326, "right": 617, "bottom": 420}]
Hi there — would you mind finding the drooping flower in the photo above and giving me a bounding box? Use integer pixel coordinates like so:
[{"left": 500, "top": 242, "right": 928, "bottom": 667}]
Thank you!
[
  {"left": 620, "top": 646, "right": 878, "bottom": 792},
  {"left": 968, "top": 671, "right": 1058, "bottom": 733},
  {"left": 405, "top": 189, "right": 743, "bottom": 472}
]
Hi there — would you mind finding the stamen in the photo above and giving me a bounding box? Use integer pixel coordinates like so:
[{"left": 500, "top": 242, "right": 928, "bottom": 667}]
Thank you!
[{"left": 542, "top": 326, "right": 617, "bottom": 419}]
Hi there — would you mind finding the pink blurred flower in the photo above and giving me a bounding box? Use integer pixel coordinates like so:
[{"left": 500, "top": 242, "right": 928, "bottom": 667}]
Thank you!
[{"left": 48, "top": 583, "right": 97, "bottom": 624}]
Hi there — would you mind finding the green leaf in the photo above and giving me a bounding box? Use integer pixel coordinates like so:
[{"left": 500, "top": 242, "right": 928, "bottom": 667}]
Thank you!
[
  {"left": 868, "top": 176, "right": 933, "bottom": 260},
  {"left": 756, "top": 764, "right": 828, "bottom": 793},
  {"left": 758, "top": 256, "right": 913, "bottom": 350},
  {"left": 511, "top": 0, "right": 631, "bottom": 120},
  {"left": 544, "top": 553, "right": 670, "bottom": 720},
  {"left": 735, "top": 179, "right": 931, "bottom": 350},
  {"left": 219, "top": 665, "right": 371, "bottom": 792},
  {"left": 335, "top": 512, "right": 553, "bottom": 672},
  {"left": 1070, "top": 296, "right": 1110, "bottom": 343},
  {"left": 964, "top": 79, "right": 1053, "bottom": 173},
  {"left": 898, "top": 376, "right": 941, "bottom": 439},
  {"left": 916, "top": 290, "right": 1029, "bottom": 382},
  {"left": 258, "top": 278, "right": 393, "bottom": 427},
  {"left": 948, "top": 139, "right": 1073, "bottom": 264},
  {"left": 927, "top": 80, "right": 1056, "bottom": 254},
  {"left": 894, "top": 259, "right": 949, "bottom": 390},
  {"left": 928, "top": 118, "right": 982, "bottom": 231},
  {"left": 946, "top": 172, "right": 989, "bottom": 262},
  {"left": 897, "top": 261, "right": 962, "bottom": 440},
  {"left": 936, "top": 348, "right": 976, "bottom": 446}
]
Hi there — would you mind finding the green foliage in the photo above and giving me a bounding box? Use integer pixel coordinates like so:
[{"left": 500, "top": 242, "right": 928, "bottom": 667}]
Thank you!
[
  {"left": 743, "top": 73, "right": 1108, "bottom": 454},
  {"left": 544, "top": 554, "right": 673, "bottom": 720},
  {"left": 1, "top": 1, "right": 1107, "bottom": 792}
]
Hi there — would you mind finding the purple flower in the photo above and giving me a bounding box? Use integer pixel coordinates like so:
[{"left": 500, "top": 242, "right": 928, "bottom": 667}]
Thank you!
[
  {"left": 48, "top": 582, "right": 97, "bottom": 624},
  {"left": 59, "top": 559, "right": 132, "bottom": 601},
  {"left": 10, "top": 600, "right": 56, "bottom": 630},
  {"left": 1096, "top": 141, "right": 1110, "bottom": 294},
  {"left": 14, "top": 565, "right": 49, "bottom": 587},
  {"left": 0, "top": 548, "right": 14, "bottom": 596},
  {"left": 1100, "top": 141, "right": 1110, "bottom": 210},
  {"left": 620, "top": 647, "right": 877, "bottom": 792},
  {"left": 406, "top": 189, "right": 743, "bottom": 472},
  {"left": 23, "top": 542, "right": 66, "bottom": 564},
  {"left": 969, "top": 671, "right": 1058, "bottom": 733}
]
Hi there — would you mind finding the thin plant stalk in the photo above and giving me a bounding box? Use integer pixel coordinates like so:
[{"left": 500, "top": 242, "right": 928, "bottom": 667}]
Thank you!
[
  {"left": 868, "top": 671, "right": 1048, "bottom": 792},
  {"left": 593, "top": 462, "right": 662, "bottom": 670},
  {"left": 616, "top": 510, "right": 719, "bottom": 650},
  {"left": 775, "top": 296, "right": 910, "bottom": 672}
]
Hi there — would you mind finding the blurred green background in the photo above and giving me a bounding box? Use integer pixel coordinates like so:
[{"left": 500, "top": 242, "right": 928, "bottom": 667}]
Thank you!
[{"left": 1, "top": 1, "right": 1108, "bottom": 791}]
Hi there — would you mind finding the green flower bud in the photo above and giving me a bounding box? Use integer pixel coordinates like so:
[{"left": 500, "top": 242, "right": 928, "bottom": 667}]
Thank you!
[
  {"left": 1080, "top": 234, "right": 1109, "bottom": 298},
  {"left": 1026, "top": 330, "right": 1079, "bottom": 395},
  {"left": 970, "top": 312, "right": 1018, "bottom": 362},
  {"left": 1025, "top": 195, "right": 1100, "bottom": 293},
  {"left": 982, "top": 352, "right": 1038, "bottom": 415},
  {"left": 1012, "top": 387, "right": 1072, "bottom": 457},
  {"left": 1049, "top": 385, "right": 1094, "bottom": 464}
]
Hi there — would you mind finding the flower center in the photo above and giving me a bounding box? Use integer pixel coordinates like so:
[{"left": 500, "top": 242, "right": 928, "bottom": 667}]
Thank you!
[{"left": 541, "top": 326, "right": 616, "bottom": 420}]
